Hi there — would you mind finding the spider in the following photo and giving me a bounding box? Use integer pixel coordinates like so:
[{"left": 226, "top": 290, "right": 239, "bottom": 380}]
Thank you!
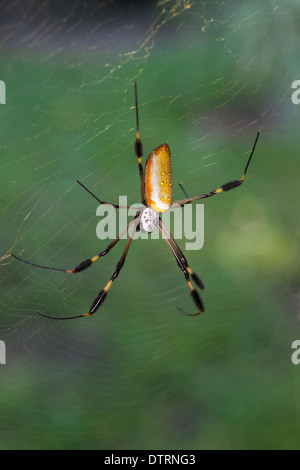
[{"left": 11, "top": 82, "right": 260, "bottom": 320}]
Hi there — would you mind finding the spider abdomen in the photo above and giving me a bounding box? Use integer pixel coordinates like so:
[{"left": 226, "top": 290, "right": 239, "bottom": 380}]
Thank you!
[{"left": 144, "top": 143, "right": 173, "bottom": 213}]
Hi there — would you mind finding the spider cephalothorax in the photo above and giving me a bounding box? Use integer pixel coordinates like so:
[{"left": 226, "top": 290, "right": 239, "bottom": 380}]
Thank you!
[{"left": 138, "top": 207, "right": 160, "bottom": 234}]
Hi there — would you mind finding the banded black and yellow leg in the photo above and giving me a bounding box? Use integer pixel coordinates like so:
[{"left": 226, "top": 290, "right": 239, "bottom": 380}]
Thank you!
[
  {"left": 36, "top": 221, "right": 138, "bottom": 320},
  {"left": 172, "top": 132, "right": 260, "bottom": 207},
  {"left": 158, "top": 220, "right": 204, "bottom": 316},
  {"left": 160, "top": 219, "right": 204, "bottom": 291},
  {"left": 134, "top": 81, "right": 146, "bottom": 205},
  {"left": 11, "top": 215, "right": 139, "bottom": 275},
  {"left": 85, "top": 222, "right": 137, "bottom": 317}
]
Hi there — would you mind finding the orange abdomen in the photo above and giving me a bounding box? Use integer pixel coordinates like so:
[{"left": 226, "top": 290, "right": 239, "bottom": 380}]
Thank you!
[{"left": 144, "top": 143, "right": 173, "bottom": 212}]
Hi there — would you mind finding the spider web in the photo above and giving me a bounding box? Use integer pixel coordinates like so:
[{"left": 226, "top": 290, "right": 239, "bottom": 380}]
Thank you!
[{"left": 0, "top": 0, "right": 299, "bottom": 450}]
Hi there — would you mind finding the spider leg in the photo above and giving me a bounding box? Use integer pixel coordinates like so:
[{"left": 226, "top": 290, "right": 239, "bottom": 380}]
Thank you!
[
  {"left": 36, "top": 220, "right": 138, "bottom": 320},
  {"left": 160, "top": 219, "right": 204, "bottom": 290},
  {"left": 178, "top": 183, "right": 189, "bottom": 199},
  {"left": 134, "top": 81, "right": 146, "bottom": 206},
  {"left": 76, "top": 179, "right": 130, "bottom": 209},
  {"left": 172, "top": 132, "right": 260, "bottom": 207},
  {"left": 11, "top": 215, "right": 138, "bottom": 274},
  {"left": 158, "top": 219, "right": 204, "bottom": 316}
]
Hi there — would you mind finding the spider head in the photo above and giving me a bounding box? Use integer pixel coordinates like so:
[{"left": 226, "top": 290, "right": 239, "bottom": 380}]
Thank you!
[{"left": 138, "top": 207, "right": 159, "bottom": 234}]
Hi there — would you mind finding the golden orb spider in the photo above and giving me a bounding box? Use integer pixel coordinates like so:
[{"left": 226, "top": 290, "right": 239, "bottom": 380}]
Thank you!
[{"left": 11, "top": 82, "right": 260, "bottom": 320}]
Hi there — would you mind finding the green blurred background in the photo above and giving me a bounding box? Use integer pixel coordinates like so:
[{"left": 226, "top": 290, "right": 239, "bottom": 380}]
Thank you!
[{"left": 0, "top": 0, "right": 300, "bottom": 450}]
